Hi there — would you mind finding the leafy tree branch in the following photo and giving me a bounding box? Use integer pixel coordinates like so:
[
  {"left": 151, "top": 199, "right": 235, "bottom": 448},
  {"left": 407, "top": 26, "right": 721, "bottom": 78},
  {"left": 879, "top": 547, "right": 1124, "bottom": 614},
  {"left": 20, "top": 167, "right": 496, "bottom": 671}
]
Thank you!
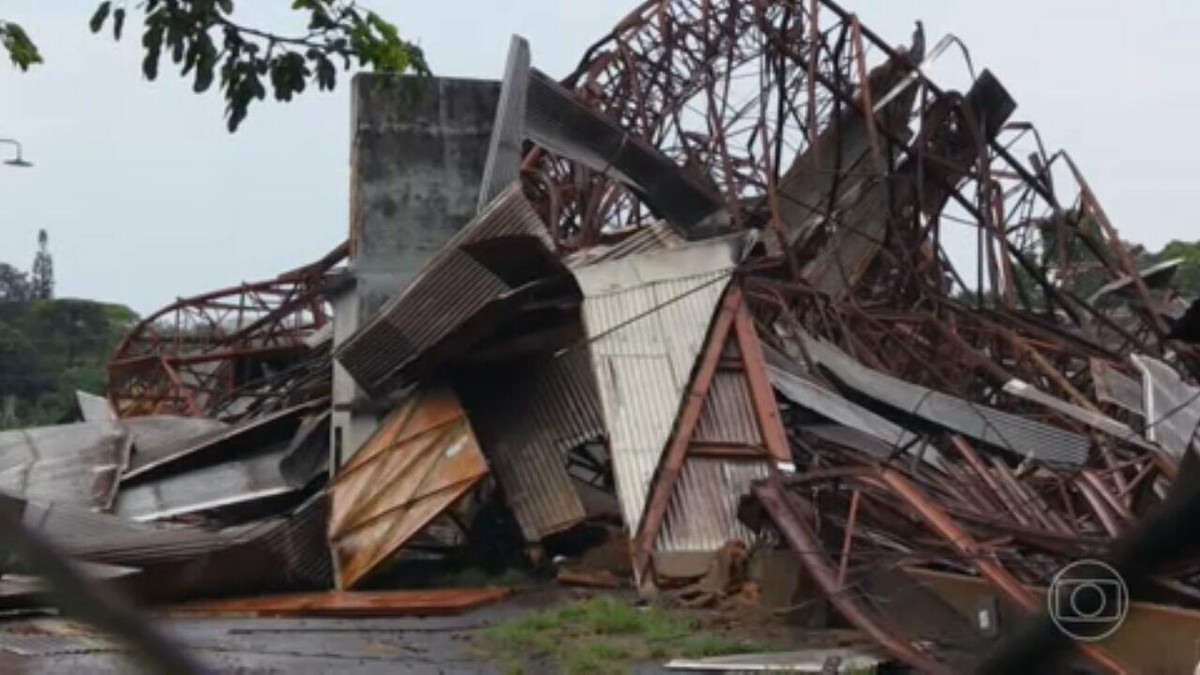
[{"left": 3, "top": 1, "right": 429, "bottom": 131}]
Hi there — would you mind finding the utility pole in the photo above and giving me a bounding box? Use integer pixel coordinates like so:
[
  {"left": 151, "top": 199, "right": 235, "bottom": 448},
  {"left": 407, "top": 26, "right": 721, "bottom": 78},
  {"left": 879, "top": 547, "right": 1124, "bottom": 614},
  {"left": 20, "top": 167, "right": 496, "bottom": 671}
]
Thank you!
[{"left": 0, "top": 138, "right": 32, "bottom": 167}]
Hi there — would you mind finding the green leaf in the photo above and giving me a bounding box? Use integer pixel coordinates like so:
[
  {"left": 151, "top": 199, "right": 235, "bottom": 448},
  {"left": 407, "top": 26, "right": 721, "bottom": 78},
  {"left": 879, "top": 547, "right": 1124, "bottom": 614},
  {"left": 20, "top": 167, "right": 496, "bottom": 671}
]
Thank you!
[
  {"left": 194, "top": 62, "right": 214, "bottom": 93},
  {"left": 0, "top": 23, "right": 44, "bottom": 71},
  {"left": 142, "top": 44, "right": 160, "bottom": 80},
  {"left": 89, "top": 2, "right": 112, "bottom": 34},
  {"left": 113, "top": 8, "right": 126, "bottom": 41},
  {"left": 217, "top": 0, "right": 234, "bottom": 13}
]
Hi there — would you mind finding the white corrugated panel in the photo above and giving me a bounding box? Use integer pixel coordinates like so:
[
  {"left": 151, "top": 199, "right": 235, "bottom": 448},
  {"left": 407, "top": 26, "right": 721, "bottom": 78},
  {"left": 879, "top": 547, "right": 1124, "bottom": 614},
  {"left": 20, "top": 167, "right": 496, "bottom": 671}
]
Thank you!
[
  {"left": 656, "top": 457, "right": 769, "bottom": 552},
  {"left": 576, "top": 236, "right": 744, "bottom": 534}
]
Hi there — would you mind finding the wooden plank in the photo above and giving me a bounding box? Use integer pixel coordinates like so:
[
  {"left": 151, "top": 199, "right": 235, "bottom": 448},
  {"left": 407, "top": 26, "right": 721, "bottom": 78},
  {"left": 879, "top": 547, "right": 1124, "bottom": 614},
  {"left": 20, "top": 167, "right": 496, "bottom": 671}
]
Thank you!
[{"left": 168, "top": 588, "right": 511, "bottom": 618}]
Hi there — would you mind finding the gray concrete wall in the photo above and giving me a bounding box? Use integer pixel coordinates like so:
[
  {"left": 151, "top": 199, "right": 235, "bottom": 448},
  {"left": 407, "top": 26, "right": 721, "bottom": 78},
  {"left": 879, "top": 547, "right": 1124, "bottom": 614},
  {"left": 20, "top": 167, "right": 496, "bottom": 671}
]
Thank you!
[
  {"left": 332, "top": 74, "right": 501, "bottom": 467},
  {"left": 349, "top": 74, "right": 502, "bottom": 320}
]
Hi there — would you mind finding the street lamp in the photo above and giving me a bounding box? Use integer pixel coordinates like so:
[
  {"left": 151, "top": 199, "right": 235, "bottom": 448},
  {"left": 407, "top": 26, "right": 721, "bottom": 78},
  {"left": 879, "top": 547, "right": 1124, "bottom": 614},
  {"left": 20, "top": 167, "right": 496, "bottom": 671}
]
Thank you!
[{"left": 0, "top": 139, "right": 32, "bottom": 168}]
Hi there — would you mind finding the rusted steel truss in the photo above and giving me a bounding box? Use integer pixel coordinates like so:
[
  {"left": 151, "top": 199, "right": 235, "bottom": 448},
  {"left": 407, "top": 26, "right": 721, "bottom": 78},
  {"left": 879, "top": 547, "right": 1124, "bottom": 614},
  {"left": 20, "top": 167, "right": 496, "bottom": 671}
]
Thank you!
[{"left": 108, "top": 242, "right": 347, "bottom": 419}]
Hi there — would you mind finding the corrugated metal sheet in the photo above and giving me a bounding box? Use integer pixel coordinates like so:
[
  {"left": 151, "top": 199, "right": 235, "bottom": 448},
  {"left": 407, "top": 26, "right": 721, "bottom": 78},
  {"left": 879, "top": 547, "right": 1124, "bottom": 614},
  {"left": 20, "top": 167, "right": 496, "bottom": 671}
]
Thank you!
[
  {"left": 1088, "top": 258, "right": 1183, "bottom": 304},
  {"left": 74, "top": 391, "right": 117, "bottom": 422},
  {"left": 693, "top": 371, "right": 762, "bottom": 446},
  {"left": 477, "top": 36, "right": 530, "bottom": 212},
  {"left": 114, "top": 444, "right": 296, "bottom": 522},
  {"left": 1002, "top": 378, "right": 1153, "bottom": 449},
  {"left": 767, "top": 364, "right": 927, "bottom": 462},
  {"left": 121, "top": 415, "right": 228, "bottom": 469},
  {"left": 564, "top": 222, "right": 686, "bottom": 268},
  {"left": 328, "top": 385, "right": 489, "bottom": 589},
  {"left": 127, "top": 495, "right": 333, "bottom": 603},
  {"left": 122, "top": 401, "right": 315, "bottom": 481},
  {"left": 1131, "top": 355, "right": 1199, "bottom": 457},
  {"left": 1091, "top": 359, "right": 1145, "bottom": 417},
  {"left": 576, "top": 236, "right": 743, "bottom": 534},
  {"left": 0, "top": 421, "right": 130, "bottom": 511},
  {"left": 800, "top": 180, "right": 888, "bottom": 297},
  {"left": 6, "top": 494, "right": 331, "bottom": 605},
  {"left": 336, "top": 184, "right": 562, "bottom": 397},
  {"left": 656, "top": 458, "right": 768, "bottom": 553},
  {"left": 19, "top": 498, "right": 240, "bottom": 566},
  {"left": 799, "top": 422, "right": 900, "bottom": 458},
  {"left": 461, "top": 348, "right": 603, "bottom": 541},
  {"left": 801, "top": 334, "right": 1091, "bottom": 465}
]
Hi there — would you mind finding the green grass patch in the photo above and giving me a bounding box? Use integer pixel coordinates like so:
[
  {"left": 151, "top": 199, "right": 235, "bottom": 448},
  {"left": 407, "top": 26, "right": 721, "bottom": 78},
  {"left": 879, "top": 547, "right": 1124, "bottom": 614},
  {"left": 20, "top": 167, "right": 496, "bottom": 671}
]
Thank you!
[{"left": 478, "top": 596, "right": 778, "bottom": 675}]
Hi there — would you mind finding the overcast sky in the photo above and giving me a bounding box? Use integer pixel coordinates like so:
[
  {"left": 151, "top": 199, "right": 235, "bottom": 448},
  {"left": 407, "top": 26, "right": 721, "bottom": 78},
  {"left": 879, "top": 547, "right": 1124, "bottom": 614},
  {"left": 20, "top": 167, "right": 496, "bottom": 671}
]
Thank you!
[{"left": 1, "top": 1, "right": 1194, "bottom": 315}]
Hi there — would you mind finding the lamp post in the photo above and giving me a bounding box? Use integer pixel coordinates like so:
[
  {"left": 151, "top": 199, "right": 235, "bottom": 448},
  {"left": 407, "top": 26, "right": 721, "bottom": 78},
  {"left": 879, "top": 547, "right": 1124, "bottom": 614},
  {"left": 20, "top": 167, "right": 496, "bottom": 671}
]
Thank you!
[{"left": 0, "top": 139, "right": 32, "bottom": 167}]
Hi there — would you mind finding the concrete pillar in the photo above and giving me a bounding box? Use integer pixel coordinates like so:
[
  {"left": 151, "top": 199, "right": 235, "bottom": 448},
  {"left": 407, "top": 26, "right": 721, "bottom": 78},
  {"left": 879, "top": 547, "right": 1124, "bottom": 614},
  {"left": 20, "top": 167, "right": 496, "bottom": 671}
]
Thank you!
[{"left": 331, "top": 74, "right": 502, "bottom": 469}]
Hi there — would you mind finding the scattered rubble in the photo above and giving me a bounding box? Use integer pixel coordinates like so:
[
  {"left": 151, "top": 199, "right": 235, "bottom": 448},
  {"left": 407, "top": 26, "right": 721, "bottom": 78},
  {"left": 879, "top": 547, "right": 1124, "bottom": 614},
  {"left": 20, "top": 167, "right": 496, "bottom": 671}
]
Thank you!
[{"left": 3, "top": 0, "right": 1200, "bottom": 673}]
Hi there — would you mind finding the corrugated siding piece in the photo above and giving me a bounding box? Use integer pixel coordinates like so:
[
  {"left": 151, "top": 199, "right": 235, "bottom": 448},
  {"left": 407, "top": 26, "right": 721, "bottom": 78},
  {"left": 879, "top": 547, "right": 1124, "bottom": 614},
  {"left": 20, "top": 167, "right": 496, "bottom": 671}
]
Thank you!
[
  {"left": 801, "top": 334, "right": 1091, "bottom": 465},
  {"left": 1132, "top": 355, "right": 1200, "bottom": 457},
  {"left": 564, "top": 222, "right": 685, "bottom": 268},
  {"left": 656, "top": 458, "right": 769, "bottom": 553},
  {"left": 74, "top": 391, "right": 117, "bottom": 422},
  {"left": 114, "top": 445, "right": 296, "bottom": 522},
  {"left": 463, "top": 349, "right": 603, "bottom": 541},
  {"left": 1002, "top": 378, "right": 1151, "bottom": 449},
  {"left": 693, "top": 371, "right": 762, "bottom": 446},
  {"left": 0, "top": 421, "right": 130, "bottom": 511},
  {"left": 336, "top": 184, "right": 561, "bottom": 397},
  {"left": 1091, "top": 359, "right": 1145, "bottom": 417},
  {"left": 768, "top": 364, "right": 926, "bottom": 459},
  {"left": 576, "top": 236, "right": 743, "bottom": 535},
  {"left": 328, "top": 385, "right": 489, "bottom": 589}
]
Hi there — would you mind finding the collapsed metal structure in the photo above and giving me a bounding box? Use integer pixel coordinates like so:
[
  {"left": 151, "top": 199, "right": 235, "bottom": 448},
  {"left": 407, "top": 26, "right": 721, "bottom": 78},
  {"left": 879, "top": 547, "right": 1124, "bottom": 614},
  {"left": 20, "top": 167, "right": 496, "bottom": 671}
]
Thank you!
[
  {"left": 0, "top": 0, "right": 1189, "bottom": 672},
  {"left": 107, "top": 243, "right": 345, "bottom": 419}
]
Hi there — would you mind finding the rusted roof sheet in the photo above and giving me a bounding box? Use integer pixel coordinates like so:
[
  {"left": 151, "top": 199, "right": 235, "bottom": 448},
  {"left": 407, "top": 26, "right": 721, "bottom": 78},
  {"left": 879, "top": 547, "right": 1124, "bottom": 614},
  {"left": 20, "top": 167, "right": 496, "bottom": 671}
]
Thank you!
[
  {"left": 327, "top": 385, "right": 489, "bottom": 589},
  {"left": 170, "top": 587, "right": 511, "bottom": 618},
  {"left": 575, "top": 236, "right": 744, "bottom": 534},
  {"left": 656, "top": 457, "right": 768, "bottom": 553},
  {"left": 335, "top": 184, "right": 563, "bottom": 398},
  {"left": 0, "top": 422, "right": 131, "bottom": 511},
  {"left": 460, "top": 348, "right": 603, "bottom": 541}
]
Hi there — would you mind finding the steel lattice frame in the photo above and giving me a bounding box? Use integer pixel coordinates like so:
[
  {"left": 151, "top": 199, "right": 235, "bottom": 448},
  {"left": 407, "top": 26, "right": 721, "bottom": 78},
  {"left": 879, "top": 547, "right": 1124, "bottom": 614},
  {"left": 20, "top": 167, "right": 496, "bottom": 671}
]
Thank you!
[
  {"left": 107, "top": 242, "right": 347, "bottom": 419},
  {"left": 525, "top": 0, "right": 1182, "bottom": 399}
]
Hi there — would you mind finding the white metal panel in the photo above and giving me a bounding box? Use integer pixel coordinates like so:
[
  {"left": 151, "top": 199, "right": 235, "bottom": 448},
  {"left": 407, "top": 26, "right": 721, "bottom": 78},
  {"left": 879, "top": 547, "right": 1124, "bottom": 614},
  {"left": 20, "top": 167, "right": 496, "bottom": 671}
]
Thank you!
[
  {"left": 577, "top": 239, "right": 740, "bottom": 535},
  {"left": 656, "top": 457, "right": 769, "bottom": 553}
]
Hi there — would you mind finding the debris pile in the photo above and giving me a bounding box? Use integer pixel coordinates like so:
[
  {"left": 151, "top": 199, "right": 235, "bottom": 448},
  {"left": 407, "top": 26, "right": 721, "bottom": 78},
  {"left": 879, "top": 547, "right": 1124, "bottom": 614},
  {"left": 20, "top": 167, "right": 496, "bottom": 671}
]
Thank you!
[{"left": 3, "top": 0, "right": 1199, "bottom": 671}]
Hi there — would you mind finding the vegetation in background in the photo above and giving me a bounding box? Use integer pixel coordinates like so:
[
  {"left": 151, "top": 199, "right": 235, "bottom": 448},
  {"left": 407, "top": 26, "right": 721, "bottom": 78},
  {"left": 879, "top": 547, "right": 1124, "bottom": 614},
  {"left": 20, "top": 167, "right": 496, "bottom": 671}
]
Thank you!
[
  {"left": 3, "top": 1, "right": 429, "bottom": 131},
  {"left": 477, "top": 596, "right": 777, "bottom": 675},
  {"left": 0, "top": 233, "right": 138, "bottom": 428},
  {"left": 1141, "top": 239, "right": 1200, "bottom": 299}
]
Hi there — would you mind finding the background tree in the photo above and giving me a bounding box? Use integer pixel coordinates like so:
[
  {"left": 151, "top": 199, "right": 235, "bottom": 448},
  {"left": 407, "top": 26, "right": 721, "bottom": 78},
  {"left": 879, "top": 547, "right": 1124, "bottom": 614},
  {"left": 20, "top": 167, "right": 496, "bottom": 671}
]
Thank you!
[
  {"left": 29, "top": 229, "right": 53, "bottom": 301},
  {"left": 2, "top": 1, "right": 429, "bottom": 131},
  {"left": 1142, "top": 239, "right": 1200, "bottom": 299},
  {"left": 0, "top": 264, "right": 30, "bottom": 302}
]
